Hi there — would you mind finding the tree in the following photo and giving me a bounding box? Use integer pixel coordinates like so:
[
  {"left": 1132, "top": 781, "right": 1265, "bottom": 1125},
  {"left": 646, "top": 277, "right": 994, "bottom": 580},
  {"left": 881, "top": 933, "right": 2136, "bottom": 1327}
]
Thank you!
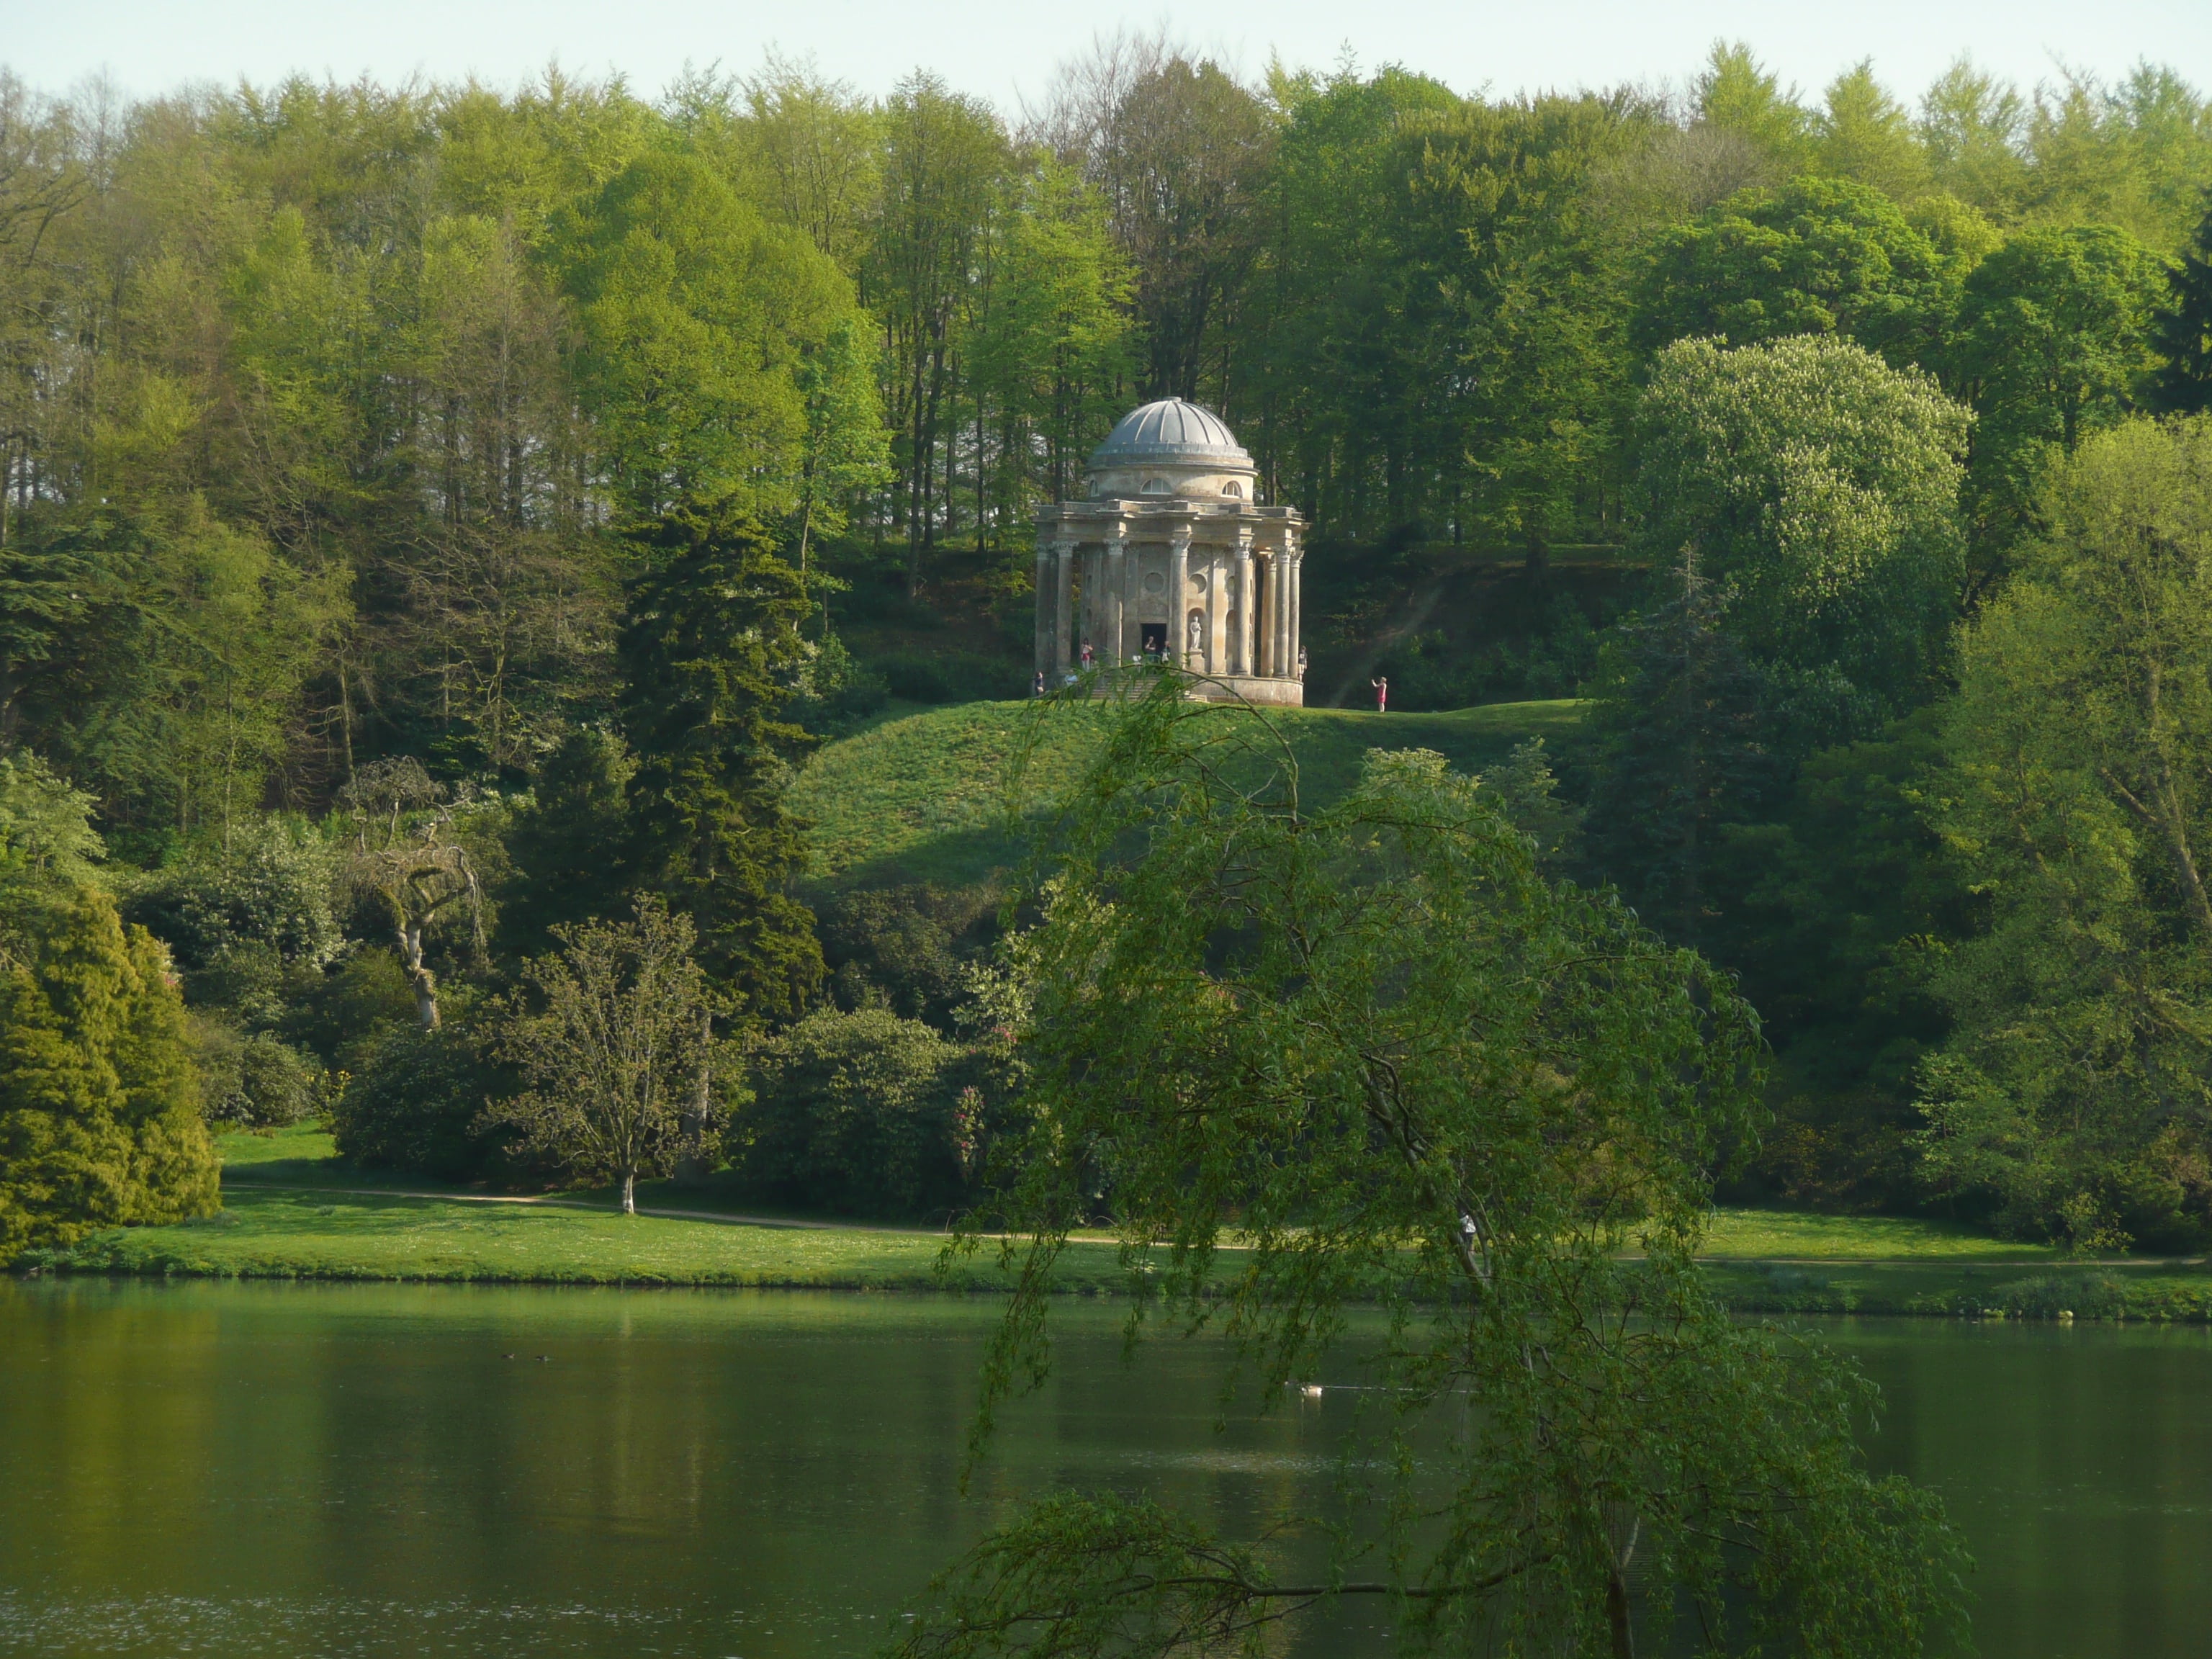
[
  {"left": 2148, "top": 194, "right": 2212, "bottom": 415},
  {"left": 742, "top": 1004, "right": 961, "bottom": 1217},
  {"left": 729, "top": 56, "right": 883, "bottom": 275},
  {"left": 617, "top": 504, "right": 822, "bottom": 1016},
  {"left": 864, "top": 74, "right": 1007, "bottom": 593},
  {"left": 1634, "top": 176, "right": 1959, "bottom": 369},
  {"left": 0, "top": 535, "right": 92, "bottom": 745},
  {"left": 1815, "top": 60, "right": 1930, "bottom": 202},
  {"left": 1045, "top": 46, "right": 1273, "bottom": 404},
  {"left": 1408, "top": 95, "right": 1643, "bottom": 572},
  {"left": 1916, "top": 58, "right": 2030, "bottom": 220},
  {"left": 1693, "top": 41, "right": 1813, "bottom": 174},
  {"left": 559, "top": 151, "right": 864, "bottom": 521},
  {"left": 966, "top": 161, "right": 1134, "bottom": 521},
  {"left": 1704, "top": 710, "right": 1973, "bottom": 1210},
  {"left": 491, "top": 897, "right": 706, "bottom": 1215},
  {"left": 618, "top": 503, "right": 823, "bottom": 1171},
  {"left": 0, "top": 878, "right": 218, "bottom": 1264},
  {"left": 913, "top": 687, "right": 1965, "bottom": 1659},
  {"left": 1949, "top": 223, "right": 2170, "bottom": 546},
  {"left": 1581, "top": 555, "right": 1789, "bottom": 947},
  {"left": 1238, "top": 64, "right": 1465, "bottom": 541},
  {"left": 790, "top": 318, "right": 891, "bottom": 580},
  {"left": 498, "top": 726, "right": 635, "bottom": 959},
  {"left": 1920, "top": 415, "right": 2212, "bottom": 1249},
  {"left": 1632, "top": 335, "right": 1971, "bottom": 742},
  {"left": 0, "top": 749, "right": 103, "bottom": 883},
  {"left": 9, "top": 499, "right": 345, "bottom": 840},
  {"left": 339, "top": 757, "right": 485, "bottom": 1029}
]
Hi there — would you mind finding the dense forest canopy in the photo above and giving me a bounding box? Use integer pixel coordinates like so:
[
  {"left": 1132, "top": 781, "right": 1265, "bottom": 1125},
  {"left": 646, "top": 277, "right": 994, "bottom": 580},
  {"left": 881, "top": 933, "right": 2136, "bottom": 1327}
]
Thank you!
[{"left": 1, "top": 42, "right": 2208, "bottom": 822}]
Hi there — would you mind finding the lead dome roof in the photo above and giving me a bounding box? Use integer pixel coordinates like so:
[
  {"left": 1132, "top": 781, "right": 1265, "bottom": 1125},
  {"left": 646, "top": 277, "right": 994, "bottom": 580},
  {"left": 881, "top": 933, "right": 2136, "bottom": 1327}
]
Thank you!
[{"left": 1089, "top": 399, "right": 1251, "bottom": 469}]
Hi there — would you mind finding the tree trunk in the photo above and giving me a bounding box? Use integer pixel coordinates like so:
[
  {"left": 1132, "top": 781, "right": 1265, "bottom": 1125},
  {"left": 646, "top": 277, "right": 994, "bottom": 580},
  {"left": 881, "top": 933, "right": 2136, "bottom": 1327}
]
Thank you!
[
  {"left": 677, "top": 1007, "right": 714, "bottom": 1187},
  {"left": 621, "top": 1169, "right": 637, "bottom": 1216},
  {"left": 1524, "top": 521, "right": 1550, "bottom": 581},
  {"left": 2123, "top": 660, "right": 2212, "bottom": 945},
  {"left": 397, "top": 920, "right": 439, "bottom": 1028},
  {"left": 1606, "top": 1565, "right": 1635, "bottom": 1659}
]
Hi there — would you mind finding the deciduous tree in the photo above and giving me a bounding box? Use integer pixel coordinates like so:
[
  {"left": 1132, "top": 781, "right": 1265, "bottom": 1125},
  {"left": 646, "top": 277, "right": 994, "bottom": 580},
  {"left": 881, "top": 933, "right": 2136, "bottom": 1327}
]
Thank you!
[
  {"left": 1632, "top": 334, "right": 1971, "bottom": 741},
  {"left": 1949, "top": 222, "right": 2170, "bottom": 549},
  {"left": 914, "top": 687, "right": 1965, "bottom": 1659},
  {"left": 1634, "top": 176, "right": 1958, "bottom": 369},
  {"left": 492, "top": 896, "right": 706, "bottom": 1214},
  {"left": 1920, "top": 415, "right": 2212, "bottom": 1249}
]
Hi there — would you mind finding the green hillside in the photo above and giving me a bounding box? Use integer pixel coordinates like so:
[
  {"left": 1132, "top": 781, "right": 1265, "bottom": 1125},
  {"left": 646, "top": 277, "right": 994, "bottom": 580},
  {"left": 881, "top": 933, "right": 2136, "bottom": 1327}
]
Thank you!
[{"left": 791, "top": 696, "right": 1591, "bottom": 889}]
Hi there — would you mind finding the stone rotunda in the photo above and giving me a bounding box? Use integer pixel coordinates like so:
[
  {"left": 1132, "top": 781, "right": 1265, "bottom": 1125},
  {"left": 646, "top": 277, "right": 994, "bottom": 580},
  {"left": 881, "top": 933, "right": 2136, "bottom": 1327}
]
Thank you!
[{"left": 1033, "top": 397, "right": 1305, "bottom": 705}]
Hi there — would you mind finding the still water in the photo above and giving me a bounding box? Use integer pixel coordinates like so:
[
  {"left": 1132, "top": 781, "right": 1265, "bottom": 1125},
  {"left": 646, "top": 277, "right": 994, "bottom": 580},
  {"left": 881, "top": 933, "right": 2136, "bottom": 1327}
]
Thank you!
[{"left": 1, "top": 1280, "right": 2206, "bottom": 1658}]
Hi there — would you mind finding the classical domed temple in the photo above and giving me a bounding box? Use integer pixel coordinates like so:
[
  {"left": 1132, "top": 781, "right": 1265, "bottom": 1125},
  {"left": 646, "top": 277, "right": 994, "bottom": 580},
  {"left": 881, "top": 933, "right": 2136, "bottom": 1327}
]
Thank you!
[{"left": 1033, "top": 398, "right": 1305, "bottom": 705}]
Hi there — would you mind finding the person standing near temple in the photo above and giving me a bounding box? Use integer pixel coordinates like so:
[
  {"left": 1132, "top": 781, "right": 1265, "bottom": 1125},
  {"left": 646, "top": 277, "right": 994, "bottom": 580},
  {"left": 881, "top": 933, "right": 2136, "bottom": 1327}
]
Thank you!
[{"left": 1371, "top": 675, "right": 1388, "bottom": 713}]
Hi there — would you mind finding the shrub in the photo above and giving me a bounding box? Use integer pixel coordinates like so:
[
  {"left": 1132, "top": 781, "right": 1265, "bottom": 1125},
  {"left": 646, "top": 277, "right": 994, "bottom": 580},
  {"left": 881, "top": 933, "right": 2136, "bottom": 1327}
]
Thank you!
[
  {"left": 1995, "top": 1272, "right": 2129, "bottom": 1321},
  {"left": 872, "top": 650, "right": 1028, "bottom": 705},
  {"left": 201, "top": 1030, "right": 321, "bottom": 1127},
  {"left": 280, "top": 946, "right": 421, "bottom": 1071},
  {"left": 739, "top": 1006, "right": 962, "bottom": 1217},
  {"left": 0, "top": 881, "right": 218, "bottom": 1262},
  {"left": 128, "top": 817, "right": 343, "bottom": 976},
  {"left": 818, "top": 883, "right": 993, "bottom": 1025},
  {"left": 789, "top": 634, "right": 890, "bottom": 735},
  {"left": 328, "top": 1022, "right": 521, "bottom": 1184}
]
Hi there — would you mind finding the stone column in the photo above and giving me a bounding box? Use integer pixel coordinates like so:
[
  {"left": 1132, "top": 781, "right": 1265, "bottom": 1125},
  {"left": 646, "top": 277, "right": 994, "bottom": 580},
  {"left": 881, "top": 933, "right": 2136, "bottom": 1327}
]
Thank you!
[
  {"left": 1053, "top": 538, "right": 1075, "bottom": 676},
  {"left": 1033, "top": 538, "right": 1052, "bottom": 677},
  {"left": 1272, "top": 544, "right": 1291, "bottom": 680},
  {"left": 1169, "top": 529, "right": 1192, "bottom": 668},
  {"left": 1287, "top": 533, "right": 1303, "bottom": 678},
  {"left": 1231, "top": 533, "right": 1252, "bottom": 677},
  {"left": 1105, "top": 523, "right": 1128, "bottom": 664},
  {"left": 1207, "top": 550, "right": 1223, "bottom": 675}
]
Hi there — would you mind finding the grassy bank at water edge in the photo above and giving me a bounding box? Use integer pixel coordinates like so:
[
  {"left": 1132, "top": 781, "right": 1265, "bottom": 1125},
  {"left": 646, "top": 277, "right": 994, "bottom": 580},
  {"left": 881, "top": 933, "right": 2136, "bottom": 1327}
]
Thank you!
[{"left": 25, "top": 1126, "right": 2212, "bottom": 1317}]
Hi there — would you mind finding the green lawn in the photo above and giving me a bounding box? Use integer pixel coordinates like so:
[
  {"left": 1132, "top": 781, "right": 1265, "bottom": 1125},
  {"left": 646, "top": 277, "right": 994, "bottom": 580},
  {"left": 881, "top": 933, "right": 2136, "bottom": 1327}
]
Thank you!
[
  {"left": 40, "top": 1125, "right": 2207, "bottom": 1318},
  {"left": 27, "top": 1124, "right": 2132, "bottom": 1296},
  {"left": 1699, "top": 1209, "right": 2063, "bottom": 1262},
  {"left": 35, "top": 1185, "right": 1141, "bottom": 1289},
  {"left": 788, "top": 695, "right": 1591, "bottom": 886},
  {"left": 32, "top": 1128, "right": 1131, "bottom": 1289}
]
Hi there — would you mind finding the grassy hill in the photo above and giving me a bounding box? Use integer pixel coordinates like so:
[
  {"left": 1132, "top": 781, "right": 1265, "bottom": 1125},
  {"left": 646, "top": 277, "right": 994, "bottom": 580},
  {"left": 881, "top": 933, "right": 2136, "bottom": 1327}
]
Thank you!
[{"left": 791, "top": 695, "right": 1592, "bottom": 889}]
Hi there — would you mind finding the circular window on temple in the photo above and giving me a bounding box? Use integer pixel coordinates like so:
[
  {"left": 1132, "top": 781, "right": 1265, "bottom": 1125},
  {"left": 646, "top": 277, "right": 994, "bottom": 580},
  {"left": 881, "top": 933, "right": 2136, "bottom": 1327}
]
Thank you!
[
  {"left": 1223, "top": 481, "right": 1243, "bottom": 498},
  {"left": 1142, "top": 571, "right": 1166, "bottom": 595},
  {"left": 1142, "top": 478, "right": 1169, "bottom": 494}
]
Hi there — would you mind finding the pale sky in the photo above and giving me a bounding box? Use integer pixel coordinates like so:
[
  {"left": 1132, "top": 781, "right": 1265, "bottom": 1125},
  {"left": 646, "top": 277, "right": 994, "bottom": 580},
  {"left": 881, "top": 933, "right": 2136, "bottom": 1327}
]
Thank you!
[{"left": 12, "top": 0, "right": 2211, "bottom": 113}]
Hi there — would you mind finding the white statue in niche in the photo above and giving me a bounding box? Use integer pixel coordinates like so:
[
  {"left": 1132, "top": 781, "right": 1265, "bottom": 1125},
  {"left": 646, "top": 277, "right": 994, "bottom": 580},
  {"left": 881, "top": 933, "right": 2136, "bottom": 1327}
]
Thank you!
[{"left": 1187, "top": 613, "right": 1203, "bottom": 655}]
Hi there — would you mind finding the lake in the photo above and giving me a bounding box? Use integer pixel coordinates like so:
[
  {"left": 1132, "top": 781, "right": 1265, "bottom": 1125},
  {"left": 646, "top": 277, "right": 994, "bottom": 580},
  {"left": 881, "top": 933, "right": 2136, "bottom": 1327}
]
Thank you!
[{"left": 1, "top": 1280, "right": 2206, "bottom": 1658}]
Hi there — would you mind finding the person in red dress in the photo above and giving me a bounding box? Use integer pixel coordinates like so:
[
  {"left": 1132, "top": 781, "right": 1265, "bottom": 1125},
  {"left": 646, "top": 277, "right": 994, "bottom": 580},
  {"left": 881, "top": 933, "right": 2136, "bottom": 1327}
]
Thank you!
[{"left": 1371, "top": 675, "right": 1388, "bottom": 713}]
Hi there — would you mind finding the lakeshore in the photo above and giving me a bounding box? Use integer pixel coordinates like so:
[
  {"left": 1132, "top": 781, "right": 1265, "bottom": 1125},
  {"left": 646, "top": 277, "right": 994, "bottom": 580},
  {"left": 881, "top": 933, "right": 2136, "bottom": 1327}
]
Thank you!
[{"left": 22, "top": 1125, "right": 2212, "bottom": 1321}]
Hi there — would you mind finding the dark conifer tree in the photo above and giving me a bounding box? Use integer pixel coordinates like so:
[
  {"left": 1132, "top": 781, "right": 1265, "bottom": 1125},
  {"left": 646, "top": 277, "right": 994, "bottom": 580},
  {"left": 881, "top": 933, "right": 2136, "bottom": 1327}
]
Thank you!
[
  {"left": 2149, "top": 195, "right": 2212, "bottom": 415},
  {"left": 616, "top": 504, "right": 824, "bottom": 1020},
  {"left": 498, "top": 727, "right": 637, "bottom": 961},
  {"left": 1581, "top": 554, "right": 1787, "bottom": 947}
]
